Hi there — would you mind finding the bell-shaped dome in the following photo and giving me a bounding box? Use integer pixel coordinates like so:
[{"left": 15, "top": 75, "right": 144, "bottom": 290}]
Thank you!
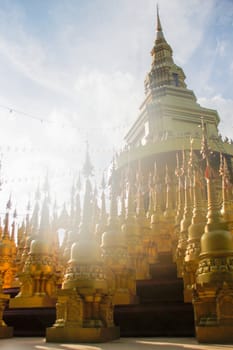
[
  {"left": 30, "top": 238, "right": 49, "bottom": 255},
  {"left": 201, "top": 229, "right": 233, "bottom": 255},
  {"left": 70, "top": 238, "right": 101, "bottom": 264}
]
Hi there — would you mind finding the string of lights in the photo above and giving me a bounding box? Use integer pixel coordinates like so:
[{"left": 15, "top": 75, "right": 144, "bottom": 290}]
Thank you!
[
  {"left": 0, "top": 144, "right": 118, "bottom": 154},
  {"left": 0, "top": 103, "right": 130, "bottom": 131}
]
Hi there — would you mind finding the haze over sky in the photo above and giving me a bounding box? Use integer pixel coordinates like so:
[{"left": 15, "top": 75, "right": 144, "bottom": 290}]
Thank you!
[{"left": 0, "top": 0, "right": 232, "bottom": 216}]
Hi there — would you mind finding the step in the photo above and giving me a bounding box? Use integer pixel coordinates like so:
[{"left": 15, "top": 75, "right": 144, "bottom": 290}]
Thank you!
[
  {"left": 4, "top": 307, "right": 56, "bottom": 336},
  {"left": 149, "top": 263, "right": 178, "bottom": 280},
  {"left": 136, "top": 279, "right": 184, "bottom": 303},
  {"left": 114, "top": 302, "right": 195, "bottom": 337}
]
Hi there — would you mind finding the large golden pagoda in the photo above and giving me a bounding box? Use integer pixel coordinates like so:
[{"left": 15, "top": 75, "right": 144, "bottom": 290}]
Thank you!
[{"left": 114, "top": 7, "right": 233, "bottom": 343}]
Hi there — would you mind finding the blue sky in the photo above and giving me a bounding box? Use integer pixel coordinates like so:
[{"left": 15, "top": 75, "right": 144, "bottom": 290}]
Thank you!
[{"left": 0, "top": 0, "right": 232, "bottom": 215}]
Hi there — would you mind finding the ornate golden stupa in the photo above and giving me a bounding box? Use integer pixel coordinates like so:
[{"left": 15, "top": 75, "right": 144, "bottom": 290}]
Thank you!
[
  {"left": 9, "top": 194, "right": 58, "bottom": 308},
  {"left": 114, "top": 6, "right": 233, "bottom": 343},
  {"left": 192, "top": 122, "right": 233, "bottom": 342},
  {"left": 101, "top": 162, "right": 138, "bottom": 305},
  {"left": 46, "top": 148, "right": 120, "bottom": 343}
]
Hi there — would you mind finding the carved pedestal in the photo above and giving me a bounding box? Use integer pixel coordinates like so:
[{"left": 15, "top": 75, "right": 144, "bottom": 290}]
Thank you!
[{"left": 0, "top": 293, "right": 13, "bottom": 338}]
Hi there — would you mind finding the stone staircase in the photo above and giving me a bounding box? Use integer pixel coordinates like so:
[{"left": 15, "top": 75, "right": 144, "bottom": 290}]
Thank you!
[
  {"left": 114, "top": 253, "right": 195, "bottom": 337},
  {"left": 4, "top": 253, "right": 195, "bottom": 337}
]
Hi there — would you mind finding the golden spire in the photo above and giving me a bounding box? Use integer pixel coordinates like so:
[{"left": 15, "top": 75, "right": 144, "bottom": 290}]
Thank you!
[
  {"left": 30, "top": 186, "right": 40, "bottom": 234},
  {"left": 59, "top": 203, "right": 70, "bottom": 229},
  {"left": 79, "top": 177, "right": 93, "bottom": 238},
  {"left": 183, "top": 140, "right": 206, "bottom": 302},
  {"left": 95, "top": 173, "right": 107, "bottom": 244},
  {"left": 39, "top": 196, "right": 50, "bottom": 240},
  {"left": 164, "top": 164, "right": 175, "bottom": 220},
  {"left": 156, "top": 4, "right": 165, "bottom": 41},
  {"left": 220, "top": 154, "right": 233, "bottom": 222},
  {"left": 175, "top": 152, "right": 185, "bottom": 226},
  {"left": 176, "top": 149, "right": 193, "bottom": 277},
  {"left": 25, "top": 200, "right": 31, "bottom": 238},
  {"left": 146, "top": 172, "right": 154, "bottom": 220},
  {"left": 11, "top": 209, "right": 17, "bottom": 243},
  {"left": 75, "top": 173, "right": 82, "bottom": 229},
  {"left": 151, "top": 161, "right": 164, "bottom": 223},
  {"left": 2, "top": 196, "right": 12, "bottom": 240}
]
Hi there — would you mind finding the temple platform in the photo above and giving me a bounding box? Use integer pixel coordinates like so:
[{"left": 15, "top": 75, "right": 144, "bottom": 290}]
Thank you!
[{"left": 0, "top": 337, "right": 231, "bottom": 350}]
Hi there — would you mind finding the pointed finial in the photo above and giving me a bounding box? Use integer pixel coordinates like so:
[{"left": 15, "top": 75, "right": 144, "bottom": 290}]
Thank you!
[
  {"left": 200, "top": 117, "right": 210, "bottom": 161},
  {"left": 156, "top": 4, "right": 164, "bottom": 40},
  {"left": 13, "top": 208, "right": 17, "bottom": 219},
  {"left": 6, "top": 195, "right": 12, "bottom": 210},
  {"left": 156, "top": 4, "right": 162, "bottom": 31}
]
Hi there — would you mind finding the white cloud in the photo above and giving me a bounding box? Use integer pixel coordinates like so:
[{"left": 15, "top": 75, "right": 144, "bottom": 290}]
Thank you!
[{"left": 198, "top": 95, "right": 233, "bottom": 139}]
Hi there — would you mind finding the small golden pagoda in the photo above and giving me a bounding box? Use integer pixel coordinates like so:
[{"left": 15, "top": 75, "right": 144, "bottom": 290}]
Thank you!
[
  {"left": 10, "top": 196, "right": 57, "bottom": 308},
  {"left": 46, "top": 150, "right": 120, "bottom": 343},
  {"left": 192, "top": 122, "right": 233, "bottom": 343},
  {"left": 183, "top": 140, "right": 207, "bottom": 302},
  {"left": 101, "top": 162, "right": 137, "bottom": 305}
]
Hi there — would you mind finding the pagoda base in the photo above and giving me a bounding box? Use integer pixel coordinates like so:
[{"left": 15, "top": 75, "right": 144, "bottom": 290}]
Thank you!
[
  {"left": 113, "top": 291, "right": 139, "bottom": 305},
  {"left": 0, "top": 326, "right": 13, "bottom": 338},
  {"left": 46, "top": 326, "right": 120, "bottom": 343},
  {"left": 9, "top": 295, "right": 56, "bottom": 309},
  {"left": 183, "top": 288, "right": 192, "bottom": 303},
  {"left": 196, "top": 325, "right": 233, "bottom": 343}
]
